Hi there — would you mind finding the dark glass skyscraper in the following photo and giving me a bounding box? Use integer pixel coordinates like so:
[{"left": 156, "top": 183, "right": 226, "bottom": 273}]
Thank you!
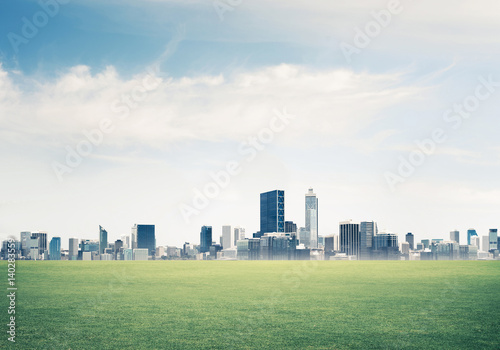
[
  {"left": 359, "top": 221, "right": 377, "bottom": 260},
  {"left": 136, "top": 224, "right": 156, "bottom": 256},
  {"left": 49, "top": 237, "right": 61, "bottom": 260},
  {"left": 340, "top": 221, "right": 360, "bottom": 256},
  {"left": 200, "top": 226, "right": 212, "bottom": 253},
  {"left": 467, "top": 229, "right": 478, "bottom": 245},
  {"left": 99, "top": 226, "right": 108, "bottom": 255},
  {"left": 260, "top": 190, "right": 285, "bottom": 234},
  {"left": 31, "top": 231, "right": 47, "bottom": 255},
  {"left": 405, "top": 232, "right": 414, "bottom": 250}
]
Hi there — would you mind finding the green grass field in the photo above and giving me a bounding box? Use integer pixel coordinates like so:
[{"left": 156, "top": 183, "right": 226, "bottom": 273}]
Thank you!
[{"left": 1, "top": 260, "right": 499, "bottom": 349}]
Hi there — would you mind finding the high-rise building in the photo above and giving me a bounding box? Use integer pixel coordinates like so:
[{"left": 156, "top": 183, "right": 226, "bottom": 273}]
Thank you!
[
  {"left": 421, "top": 239, "right": 430, "bottom": 249},
  {"left": 372, "top": 232, "right": 399, "bottom": 260},
  {"left": 234, "top": 227, "right": 245, "bottom": 245},
  {"left": 481, "top": 235, "right": 490, "bottom": 252},
  {"left": 467, "top": 229, "right": 478, "bottom": 245},
  {"left": 114, "top": 240, "right": 123, "bottom": 259},
  {"left": 260, "top": 190, "right": 285, "bottom": 234},
  {"left": 131, "top": 225, "right": 138, "bottom": 249},
  {"left": 359, "top": 221, "right": 377, "bottom": 260},
  {"left": 49, "top": 237, "right": 61, "bottom": 260},
  {"left": 339, "top": 220, "right": 360, "bottom": 257},
  {"left": 121, "top": 235, "right": 130, "bottom": 249},
  {"left": 298, "top": 227, "right": 310, "bottom": 247},
  {"left": 31, "top": 231, "right": 47, "bottom": 255},
  {"left": 69, "top": 238, "right": 79, "bottom": 260},
  {"left": 20, "top": 231, "right": 31, "bottom": 256},
  {"left": 405, "top": 233, "right": 414, "bottom": 250},
  {"left": 450, "top": 230, "right": 460, "bottom": 244},
  {"left": 29, "top": 236, "right": 39, "bottom": 260},
  {"left": 222, "top": 225, "right": 232, "bottom": 249},
  {"left": 470, "top": 236, "right": 480, "bottom": 249},
  {"left": 135, "top": 224, "right": 156, "bottom": 256},
  {"left": 489, "top": 229, "right": 498, "bottom": 251},
  {"left": 99, "top": 226, "right": 108, "bottom": 254},
  {"left": 285, "top": 221, "right": 297, "bottom": 234},
  {"left": 200, "top": 226, "right": 212, "bottom": 253},
  {"left": 305, "top": 188, "right": 318, "bottom": 249}
]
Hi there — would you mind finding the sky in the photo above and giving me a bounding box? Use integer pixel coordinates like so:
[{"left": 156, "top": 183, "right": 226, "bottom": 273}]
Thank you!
[{"left": 1, "top": 0, "right": 499, "bottom": 249}]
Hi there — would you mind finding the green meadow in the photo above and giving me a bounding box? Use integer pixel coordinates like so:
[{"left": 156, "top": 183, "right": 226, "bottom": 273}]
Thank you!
[{"left": 1, "top": 260, "right": 499, "bottom": 349}]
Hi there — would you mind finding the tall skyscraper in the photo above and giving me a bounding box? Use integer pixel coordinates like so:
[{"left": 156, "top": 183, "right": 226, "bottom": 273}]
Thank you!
[
  {"left": 305, "top": 188, "right": 318, "bottom": 249},
  {"left": 489, "top": 229, "right": 498, "bottom": 251},
  {"left": 131, "top": 225, "right": 137, "bottom": 249},
  {"left": 340, "top": 221, "right": 360, "bottom": 257},
  {"left": 135, "top": 224, "right": 156, "bottom": 256},
  {"left": 359, "top": 221, "right": 377, "bottom": 260},
  {"left": 69, "top": 238, "right": 79, "bottom": 260},
  {"left": 200, "top": 226, "right": 212, "bottom": 253},
  {"left": 222, "top": 225, "right": 232, "bottom": 249},
  {"left": 49, "top": 237, "right": 61, "bottom": 260},
  {"left": 30, "top": 231, "right": 47, "bottom": 255},
  {"left": 234, "top": 227, "right": 245, "bottom": 245},
  {"left": 481, "top": 235, "right": 490, "bottom": 252},
  {"left": 99, "top": 226, "right": 108, "bottom": 254},
  {"left": 20, "top": 231, "right": 31, "bottom": 256},
  {"left": 405, "top": 233, "right": 414, "bottom": 250},
  {"left": 450, "top": 230, "right": 460, "bottom": 243},
  {"left": 467, "top": 229, "right": 478, "bottom": 245},
  {"left": 260, "top": 190, "right": 285, "bottom": 234}
]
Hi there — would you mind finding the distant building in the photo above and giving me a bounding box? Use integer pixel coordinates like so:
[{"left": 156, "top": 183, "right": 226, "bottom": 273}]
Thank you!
[
  {"left": 298, "top": 227, "right": 310, "bottom": 248},
  {"left": 99, "top": 226, "right": 108, "bottom": 255},
  {"left": 233, "top": 227, "right": 245, "bottom": 246},
  {"left": 20, "top": 231, "right": 31, "bottom": 256},
  {"left": 401, "top": 242, "right": 410, "bottom": 257},
  {"left": 450, "top": 230, "right": 460, "bottom": 244},
  {"left": 260, "top": 190, "right": 285, "bottom": 234},
  {"left": 340, "top": 220, "right": 360, "bottom": 257},
  {"left": 68, "top": 238, "right": 79, "bottom": 260},
  {"left": 133, "top": 249, "right": 149, "bottom": 261},
  {"left": 82, "top": 251, "right": 92, "bottom": 261},
  {"left": 31, "top": 231, "right": 47, "bottom": 256},
  {"left": 421, "top": 239, "right": 430, "bottom": 249},
  {"left": 359, "top": 221, "right": 377, "bottom": 260},
  {"left": 135, "top": 224, "right": 156, "bottom": 256},
  {"left": 200, "top": 226, "right": 212, "bottom": 253},
  {"left": 222, "top": 225, "right": 232, "bottom": 249},
  {"left": 467, "top": 229, "right": 478, "bottom": 245},
  {"left": 49, "top": 237, "right": 61, "bottom": 260},
  {"left": 285, "top": 221, "right": 297, "bottom": 234},
  {"left": 372, "top": 232, "right": 399, "bottom": 260},
  {"left": 481, "top": 235, "right": 490, "bottom": 252},
  {"left": 405, "top": 233, "right": 414, "bottom": 250},
  {"left": 123, "top": 249, "right": 133, "bottom": 261},
  {"left": 305, "top": 188, "right": 318, "bottom": 248},
  {"left": 489, "top": 229, "right": 498, "bottom": 251},
  {"left": 114, "top": 240, "right": 123, "bottom": 260}
]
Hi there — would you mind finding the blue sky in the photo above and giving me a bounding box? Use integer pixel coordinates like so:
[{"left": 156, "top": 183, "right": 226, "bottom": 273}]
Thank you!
[{"left": 1, "top": 0, "right": 500, "bottom": 248}]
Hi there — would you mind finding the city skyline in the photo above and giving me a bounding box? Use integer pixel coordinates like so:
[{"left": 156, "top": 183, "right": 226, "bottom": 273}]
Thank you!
[{"left": 1, "top": 0, "right": 500, "bottom": 250}]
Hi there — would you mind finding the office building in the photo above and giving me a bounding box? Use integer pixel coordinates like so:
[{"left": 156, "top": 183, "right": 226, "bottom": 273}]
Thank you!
[
  {"left": 359, "top": 221, "right": 377, "bottom": 260},
  {"left": 49, "top": 237, "right": 61, "bottom": 260},
  {"left": 99, "top": 226, "right": 108, "bottom": 254},
  {"left": 82, "top": 251, "right": 92, "bottom": 261},
  {"left": 372, "top": 232, "right": 399, "bottom": 260},
  {"left": 114, "top": 240, "right": 123, "bottom": 259},
  {"left": 20, "top": 231, "right": 31, "bottom": 256},
  {"left": 260, "top": 190, "right": 285, "bottom": 234},
  {"left": 450, "top": 230, "right": 460, "bottom": 244},
  {"left": 123, "top": 249, "right": 134, "bottom": 261},
  {"left": 68, "top": 238, "right": 79, "bottom": 260},
  {"left": 234, "top": 227, "right": 245, "bottom": 246},
  {"left": 470, "top": 236, "right": 480, "bottom": 249},
  {"left": 29, "top": 236, "right": 39, "bottom": 260},
  {"left": 285, "top": 221, "right": 297, "bottom": 234},
  {"left": 31, "top": 231, "right": 47, "bottom": 255},
  {"left": 135, "top": 224, "right": 156, "bottom": 256},
  {"left": 222, "top": 225, "right": 232, "bottom": 249},
  {"left": 421, "top": 239, "right": 430, "bottom": 249},
  {"left": 340, "top": 220, "right": 360, "bottom": 257},
  {"left": 200, "top": 226, "right": 212, "bottom": 253},
  {"left": 121, "top": 235, "right": 130, "bottom": 249},
  {"left": 467, "top": 229, "right": 478, "bottom": 245},
  {"left": 481, "top": 236, "right": 490, "bottom": 252},
  {"left": 298, "top": 227, "right": 310, "bottom": 247},
  {"left": 305, "top": 188, "right": 318, "bottom": 248},
  {"left": 489, "top": 229, "right": 498, "bottom": 251},
  {"left": 133, "top": 249, "right": 149, "bottom": 261},
  {"left": 131, "top": 225, "right": 137, "bottom": 249},
  {"left": 405, "top": 233, "right": 414, "bottom": 250}
]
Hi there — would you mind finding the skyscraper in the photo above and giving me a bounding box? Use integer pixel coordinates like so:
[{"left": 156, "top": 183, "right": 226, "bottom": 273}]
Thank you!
[
  {"left": 20, "top": 231, "right": 31, "bottom": 256},
  {"left": 135, "top": 224, "right": 156, "bottom": 256},
  {"left": 467, "top": 229, "right": 478, "bottom": 245},
  {"left": 49, "top": 237, "right": 61, "bottom": 260},
  {"left": 234, "top": 227, "right": 245, "bottom": 245},
  {"left": 450, "top": 230, "right": 460, "bottom": 244},
  {"left": 260, "top": 190, "right": 285, "bottom": 234},
  {"left": 30, "top": 231, "right": 47, "bottom": 255},
  {"left": 222, "top": 225, "right": 232, "bottom": 249},
  {"left": 68, "top": 238, "right": 78, "bottom": 260},
  {"left": 489, "top": 229, "right": 498, "bottom": 251},
  {"left": 405, "top": 233, "right": 414, "bottom": 250},
  {"left": 200, "top": 226, "right": 212, "bottom": 253},
  {"left": 359, "top": 221, "right": 377, "bottom": 260},
  {"left": 305, "top": 188, "right": 318, "bottom": 249},
  {"left": 340, "top": 221, "right": 360, "bottom": 257},
  {"left": 285, "top": 221, "right": 297, "bottom": 234},
  {"left": 99, "top": 226, "right": 108, "bottom": 254}
]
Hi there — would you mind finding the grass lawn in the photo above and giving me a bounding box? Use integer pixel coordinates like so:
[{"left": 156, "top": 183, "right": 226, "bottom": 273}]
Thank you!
[{"left": 1, "top": 260, "right": 499, "bottom": 349}]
